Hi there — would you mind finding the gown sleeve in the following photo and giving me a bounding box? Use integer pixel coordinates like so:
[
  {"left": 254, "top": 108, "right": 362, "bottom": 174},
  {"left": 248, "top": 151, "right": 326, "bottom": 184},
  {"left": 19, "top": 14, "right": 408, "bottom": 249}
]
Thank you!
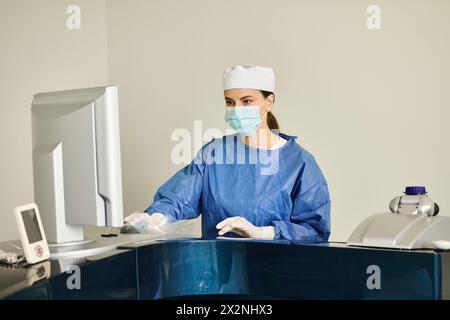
[
  {"left": 144, "top": 142, "right": 210, "bottom": 221},
  {"left": 271, "top": 154, "right": 331, "bottom": 242}
]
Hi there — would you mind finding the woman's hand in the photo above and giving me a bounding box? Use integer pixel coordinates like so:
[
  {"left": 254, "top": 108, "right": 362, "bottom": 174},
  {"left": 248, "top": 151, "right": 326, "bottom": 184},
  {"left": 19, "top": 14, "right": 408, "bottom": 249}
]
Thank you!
[
  {"left": 216, "top": 216, "right": 276, "bottom": 240},
  {"left": 124, "top": 212, "right": 169, "bottom": 233}
]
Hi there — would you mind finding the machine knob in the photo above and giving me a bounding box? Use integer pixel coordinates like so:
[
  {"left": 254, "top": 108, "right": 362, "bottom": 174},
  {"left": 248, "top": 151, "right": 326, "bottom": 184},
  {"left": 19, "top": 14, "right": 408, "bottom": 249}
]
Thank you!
[{"left": 404, "top": 186, "right": 427, "bottom": 195}]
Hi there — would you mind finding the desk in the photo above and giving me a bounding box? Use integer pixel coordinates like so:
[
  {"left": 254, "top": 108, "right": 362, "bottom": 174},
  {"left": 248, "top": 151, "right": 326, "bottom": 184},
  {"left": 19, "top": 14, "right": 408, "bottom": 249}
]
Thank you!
[{"left": 2, "top": 239, "right": 449, "bottom": 299}]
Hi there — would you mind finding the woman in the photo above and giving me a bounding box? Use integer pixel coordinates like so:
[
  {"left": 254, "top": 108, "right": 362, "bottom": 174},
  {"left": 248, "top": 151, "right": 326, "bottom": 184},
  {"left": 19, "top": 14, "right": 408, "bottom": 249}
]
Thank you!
[{"left": 127, "top": 65, "right": 331, "bottom": 241}]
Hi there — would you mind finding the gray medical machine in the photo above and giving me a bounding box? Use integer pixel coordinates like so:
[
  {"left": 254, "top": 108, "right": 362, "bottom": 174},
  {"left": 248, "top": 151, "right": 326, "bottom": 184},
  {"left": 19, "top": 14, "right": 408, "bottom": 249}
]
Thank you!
[
  {"left": 347, "top": 186, "right": 450, "bottom": 249},
  {"left": 31, "top": 86, "right": 124, "bottom": 246}
]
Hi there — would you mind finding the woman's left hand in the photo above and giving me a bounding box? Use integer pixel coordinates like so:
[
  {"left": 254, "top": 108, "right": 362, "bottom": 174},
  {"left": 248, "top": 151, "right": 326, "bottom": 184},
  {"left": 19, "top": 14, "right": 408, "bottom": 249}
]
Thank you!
[{"left": 216, "top": 216, "right": 275, "bottom": 240}]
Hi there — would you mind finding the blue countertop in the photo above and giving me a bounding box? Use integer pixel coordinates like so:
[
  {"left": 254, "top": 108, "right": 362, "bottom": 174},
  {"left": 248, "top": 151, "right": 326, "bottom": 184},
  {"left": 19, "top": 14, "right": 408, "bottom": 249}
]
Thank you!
[{"left": 1, "top": 238, "right": 449, "bottom": 300}]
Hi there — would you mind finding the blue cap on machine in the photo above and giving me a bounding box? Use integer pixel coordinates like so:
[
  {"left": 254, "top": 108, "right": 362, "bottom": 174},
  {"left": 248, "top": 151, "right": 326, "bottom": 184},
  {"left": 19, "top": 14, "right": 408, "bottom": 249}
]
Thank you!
[{"left": 404, "top": 186, "right": 427, "bottom": 195}]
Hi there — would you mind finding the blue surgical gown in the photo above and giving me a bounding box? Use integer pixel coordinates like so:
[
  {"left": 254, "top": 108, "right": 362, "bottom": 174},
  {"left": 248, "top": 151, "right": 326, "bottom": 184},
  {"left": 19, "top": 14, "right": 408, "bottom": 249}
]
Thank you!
[{"left": 145, "top": 133, "right": 331, "bottom": 241}]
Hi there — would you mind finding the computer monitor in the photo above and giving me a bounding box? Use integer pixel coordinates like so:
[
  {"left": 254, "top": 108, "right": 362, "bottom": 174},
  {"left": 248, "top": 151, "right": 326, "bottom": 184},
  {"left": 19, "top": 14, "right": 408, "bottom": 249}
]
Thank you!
[{"left": 31, "top": 86, "right": 124, "bottom": 245}]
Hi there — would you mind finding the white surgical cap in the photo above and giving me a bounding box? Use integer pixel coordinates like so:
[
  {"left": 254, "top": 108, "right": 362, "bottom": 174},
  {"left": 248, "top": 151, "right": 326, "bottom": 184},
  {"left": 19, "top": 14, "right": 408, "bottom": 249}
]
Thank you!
[{"left": 223, "top": 65, "right": 275, "bottom": 92}]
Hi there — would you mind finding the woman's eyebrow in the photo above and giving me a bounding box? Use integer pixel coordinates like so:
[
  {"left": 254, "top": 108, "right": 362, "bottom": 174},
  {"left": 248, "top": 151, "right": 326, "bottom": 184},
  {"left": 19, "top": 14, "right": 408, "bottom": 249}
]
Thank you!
[{"left": 240, "top": 95, "right": 254, "bottom": 100}]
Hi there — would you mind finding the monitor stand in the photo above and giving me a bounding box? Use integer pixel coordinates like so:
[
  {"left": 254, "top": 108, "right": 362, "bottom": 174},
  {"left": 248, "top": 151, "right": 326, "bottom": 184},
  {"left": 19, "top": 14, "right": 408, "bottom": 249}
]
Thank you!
[
  {"left": 48, "top": 233, "right": 164, "bottom": 260},
  {"left": 47, "top": 237, "right": 96, "bottom": 248}
]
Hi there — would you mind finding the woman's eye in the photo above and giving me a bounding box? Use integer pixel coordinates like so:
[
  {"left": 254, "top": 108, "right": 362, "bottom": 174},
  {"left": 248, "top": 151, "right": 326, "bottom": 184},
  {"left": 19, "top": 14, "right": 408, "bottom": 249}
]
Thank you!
[
  {"left": 225, "top": 101, "right": 233, "bottom": 106},
  {"left": 243, "top": 100, "right": 253, "bottom": 104}
]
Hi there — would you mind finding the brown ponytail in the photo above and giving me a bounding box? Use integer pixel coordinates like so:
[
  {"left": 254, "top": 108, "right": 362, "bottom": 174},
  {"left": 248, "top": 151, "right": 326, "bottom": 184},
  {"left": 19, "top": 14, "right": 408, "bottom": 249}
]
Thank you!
[
  {"left": 260, "top": 90, "right": 279, "bottom": 130},
  {"left": 267, "top": 111, "right": 279, "bottom": 130}
]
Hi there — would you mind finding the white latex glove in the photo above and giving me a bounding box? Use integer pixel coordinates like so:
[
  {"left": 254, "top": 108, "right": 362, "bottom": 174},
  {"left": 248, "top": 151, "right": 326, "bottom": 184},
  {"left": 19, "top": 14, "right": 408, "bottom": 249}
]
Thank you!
[
  {"left": 216, "top": 216, "right": 276, "bottom": 240},
  {"left": 124, "top": 212, "right": 169, "bottom": 234}
]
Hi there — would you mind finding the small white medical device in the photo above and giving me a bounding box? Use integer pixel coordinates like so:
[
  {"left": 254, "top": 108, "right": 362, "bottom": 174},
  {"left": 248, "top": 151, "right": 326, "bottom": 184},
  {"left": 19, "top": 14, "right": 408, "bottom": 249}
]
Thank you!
[
  {"left": 14, "top": 203, "right": 50, "bottom": 264},
  {"left": 347, "top": 186, "right": 450, "bottom": 249}
]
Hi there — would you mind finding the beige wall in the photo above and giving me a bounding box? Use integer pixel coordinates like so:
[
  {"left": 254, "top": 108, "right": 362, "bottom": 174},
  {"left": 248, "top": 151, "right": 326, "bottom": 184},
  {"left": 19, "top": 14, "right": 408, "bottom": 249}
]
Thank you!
[
  {"left": 0, "top": 0, "right": 109, "bottom": 241},
  {"left": 106, "top": 0, "right": 450, "bottom": 241},
  {"left": 1, "top": 0, "right": 450, "bottom": 242}
]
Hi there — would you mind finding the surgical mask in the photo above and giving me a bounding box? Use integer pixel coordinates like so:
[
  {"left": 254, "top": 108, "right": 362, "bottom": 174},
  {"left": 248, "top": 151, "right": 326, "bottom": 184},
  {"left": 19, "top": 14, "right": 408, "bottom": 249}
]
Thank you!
[{"left": 225, "top": 100, "right": 266, "bottom": 136}]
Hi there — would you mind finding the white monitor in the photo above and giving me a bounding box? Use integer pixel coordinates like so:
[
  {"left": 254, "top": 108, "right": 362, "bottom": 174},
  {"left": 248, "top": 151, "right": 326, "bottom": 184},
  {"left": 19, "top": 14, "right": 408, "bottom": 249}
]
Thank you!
[{"left": 31, "top": 86, "right": 124, "bottom": 245}]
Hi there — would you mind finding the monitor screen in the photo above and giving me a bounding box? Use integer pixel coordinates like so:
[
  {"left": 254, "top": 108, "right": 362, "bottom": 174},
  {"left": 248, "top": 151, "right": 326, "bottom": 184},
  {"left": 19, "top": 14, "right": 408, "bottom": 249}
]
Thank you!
[{"left": 21, "top": 209, "right": 43, "bottom": 243}]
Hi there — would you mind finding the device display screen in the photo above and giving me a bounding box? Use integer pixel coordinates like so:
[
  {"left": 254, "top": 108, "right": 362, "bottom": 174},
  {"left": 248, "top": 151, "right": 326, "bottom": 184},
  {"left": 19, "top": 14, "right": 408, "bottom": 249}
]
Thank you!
[{"left": 21, "top": 209, "right": 43, "bottom": 243}]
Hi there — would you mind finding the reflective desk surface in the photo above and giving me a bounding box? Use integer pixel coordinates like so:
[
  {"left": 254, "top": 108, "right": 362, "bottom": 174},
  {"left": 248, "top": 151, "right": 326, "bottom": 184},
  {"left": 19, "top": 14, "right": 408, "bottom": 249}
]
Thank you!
[{"left": 1, "top": 237, "right": 449, "bottom": 300}]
